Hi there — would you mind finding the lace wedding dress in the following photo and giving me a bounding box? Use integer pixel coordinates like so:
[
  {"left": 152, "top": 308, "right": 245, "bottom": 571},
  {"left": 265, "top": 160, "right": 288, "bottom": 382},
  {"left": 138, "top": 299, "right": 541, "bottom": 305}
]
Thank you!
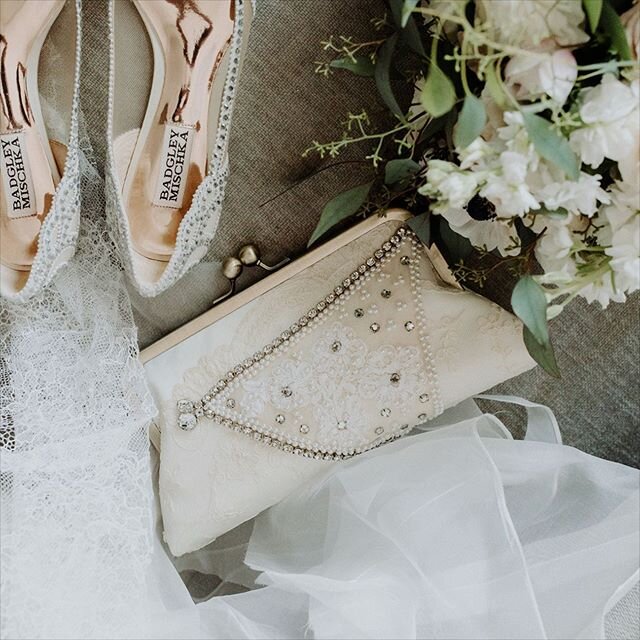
[{"left": 1, "top": 8, "right": 638, "bottom": 640}]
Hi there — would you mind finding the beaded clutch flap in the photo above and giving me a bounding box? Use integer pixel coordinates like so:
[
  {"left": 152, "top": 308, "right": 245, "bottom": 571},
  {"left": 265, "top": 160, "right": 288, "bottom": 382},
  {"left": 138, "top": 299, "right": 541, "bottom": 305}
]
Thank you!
[{"left": 142, "top": 210, "right": 534, "bottom": 555}]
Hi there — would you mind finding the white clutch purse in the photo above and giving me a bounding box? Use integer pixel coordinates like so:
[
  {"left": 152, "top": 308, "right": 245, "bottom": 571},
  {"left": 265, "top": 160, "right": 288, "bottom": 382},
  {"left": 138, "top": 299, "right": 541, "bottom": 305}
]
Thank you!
[{"left": 142, "top": 210, "right": 535, "bottom": 556}]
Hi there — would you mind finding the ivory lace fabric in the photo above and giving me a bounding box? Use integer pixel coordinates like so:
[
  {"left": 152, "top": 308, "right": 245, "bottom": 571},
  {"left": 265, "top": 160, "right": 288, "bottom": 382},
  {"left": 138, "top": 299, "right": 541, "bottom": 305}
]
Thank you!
[{"left": 0, "top": 3, "right": 638, "bottom": 638}]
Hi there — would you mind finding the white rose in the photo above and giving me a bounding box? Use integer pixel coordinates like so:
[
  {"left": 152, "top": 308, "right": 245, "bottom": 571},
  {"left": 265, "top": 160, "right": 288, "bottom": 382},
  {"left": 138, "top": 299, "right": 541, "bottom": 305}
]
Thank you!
[
  {"left": 476, "top": 0, "right": 589, "bottom": 48},
  {"left": 505, "top": 48, "right": 578, "bottom": 104},
  {"left": 621, "top": 0, "right": 640, "bottom": 60}
]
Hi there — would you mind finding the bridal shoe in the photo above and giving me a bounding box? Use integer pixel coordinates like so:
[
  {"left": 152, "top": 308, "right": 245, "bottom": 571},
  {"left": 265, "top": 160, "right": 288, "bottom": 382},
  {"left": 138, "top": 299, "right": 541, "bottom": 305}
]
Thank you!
[
  {"left": 0, "top": 0, "right": 81, "bottom": 301},
  {"left": 106, "top": 0, "right": 253, "bottom": 297}
]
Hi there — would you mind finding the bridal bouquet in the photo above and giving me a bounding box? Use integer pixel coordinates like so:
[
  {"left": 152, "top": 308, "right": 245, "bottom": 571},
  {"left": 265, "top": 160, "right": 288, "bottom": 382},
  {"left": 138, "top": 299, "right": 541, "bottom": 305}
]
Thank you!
[{"left": 307, "top": 0, "right": 639, "bottom": 375}]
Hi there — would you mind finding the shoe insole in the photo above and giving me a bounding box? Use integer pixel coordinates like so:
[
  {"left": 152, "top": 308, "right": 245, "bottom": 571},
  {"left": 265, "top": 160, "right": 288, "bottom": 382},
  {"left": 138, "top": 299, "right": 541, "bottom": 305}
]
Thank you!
[
  {"left": 123, "top": 0, "right": 235, "bottom": 262},
  {"left": 0, "top": 0, "right": 64, "bottom": 271}
]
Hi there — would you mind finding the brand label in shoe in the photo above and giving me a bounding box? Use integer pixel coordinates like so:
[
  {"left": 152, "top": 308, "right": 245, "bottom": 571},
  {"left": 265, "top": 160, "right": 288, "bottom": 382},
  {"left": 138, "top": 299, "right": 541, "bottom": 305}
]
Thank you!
[
  {"left": 0, "top": 132, "right": 36, "bottom": 218},
  {"left": 153, "top": 124, "right": 196, "bottom": 209}
]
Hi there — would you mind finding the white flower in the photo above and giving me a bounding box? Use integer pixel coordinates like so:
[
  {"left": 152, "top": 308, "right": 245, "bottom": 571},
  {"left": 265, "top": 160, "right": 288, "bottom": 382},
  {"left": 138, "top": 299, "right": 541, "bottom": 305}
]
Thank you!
[
  {"left": 505, "top": 48, "right": 577, "bottom": 104},
  {"left": 603, "top": 178, "right": 640, "bottom": 297},
  {"left": 535, "top": 171, "right": 610, "bottom": 217},
  {"left": 569, "top": 75, "right": 639, "bottom": 181},
  {"left": 421, "top": 160, "right": 480, "bottom": 210},
  {"left": 534, "top": 218, "right": 579, "bottom": 275},
  {"left": 621, "top": 0, "right": 640, "bottom": 60},
  {"left": 480, "top": 151, "right": 540, "bottom": 217},
  {"left": 476, "top": 0, "right": 589, "bottom": 48},
  {"left": 438, "top": 206, "right": 521, "bottom": 256}
]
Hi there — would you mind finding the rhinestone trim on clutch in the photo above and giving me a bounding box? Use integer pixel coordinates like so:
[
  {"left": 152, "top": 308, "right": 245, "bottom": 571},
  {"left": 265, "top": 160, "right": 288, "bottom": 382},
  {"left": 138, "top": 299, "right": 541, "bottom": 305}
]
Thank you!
[{"left": 176, "top": 226, "right": 442, "bottom": 460}]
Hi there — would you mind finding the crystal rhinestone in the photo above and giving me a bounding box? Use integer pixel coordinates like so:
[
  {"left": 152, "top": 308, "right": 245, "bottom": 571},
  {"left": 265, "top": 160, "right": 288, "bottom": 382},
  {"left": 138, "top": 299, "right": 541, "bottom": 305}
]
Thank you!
[
  {"left": 253, "top": 432, "right": 263, "bottom": 441},
  {"left": 342, "top": 278, "right": 351, "bottom": 288},
  {"left": 316, "top": 301, "right": 326, "bottom": 312},
  {"left": 281, "top": 330, "right": 292, "bottom": 340},
  {"left": 308, "top": 309, "right": 318, "bottom": 319},
  {"left": 335, "top": 285, "right": 344, "bottom": 296},
  {"left": 331, "top": 340, "right": 342, "bottom": 352},
  {"left": 400, "top": 256, "right": 411, "bottom": 265},
  {"left": 404, "top": 321, "right": 415, "bottom": 331},
  {"left": 381, "top": 289, "right": 391, "bottom": 299},
  {"left": 354, "top": 308, "right": 364, "bottom": 318},
  {"left": 275, "top": 414, "right": 285, "bottom": 424},
  {"left": 370, "top": 322, "right": 380, "bottom": 333},
  {"left": 366, "top": 257, "right": 376, "bottom": 267},
  {"left": 195, "top": 407, "right": 204, "bottom": 417},
  {"left": 299, "top": 316, "right": 309, "bottom": 326},
  {"left": 178, "top": 413, "right": 197, "bottom": 431},
  {"left": 374, "top": 249, "right": 384, "bottom": 260},
  {"left": 390, "top": 235, "right": 401, "bottom": 245},
  {"left": 283, "top": 444, "right": 293, "bottom": 453},
  {"left": 233, "top": 365, "right": 244, "bottom": 375},
  {"left": 242, "top": 426, "right": 253, "bottom": 435},
  {"left": 350, "top": 271, "right": 359, "bottom": 280},
  {"left": 358, "top": 264, "right": 367, "bottom": 274},
  {"left": 380, "top": 407, "right": 391, "bottom": 417},
  {"left": 390, "top": 373, "right": 401, "bottom": 384},
  {"left": 326, "top": 293, "right": 336, "bottom": 304},
  {"left": 222, "top": 418, "right": 233, "bottom": 428},
  {"left": 291, "top": 322, "right": 300, "bottom": 333},
  {"left": 419, "top": 393, "right": 429, "bottom": 403},
  {"left": 177, "top": 399, "right": 193, "bottom": 413},
  {"left": 375, "top": 426, "right": 384, "bottom": 435},
  {"left": 281, "top": 387, "right": 292, "bottom": 397},
  {"left": 418, "top": 413, "right": 428, "bottom": 421},
  {"left": 299, "top": 424, "right": 310, "bottom": 434},
  {"left": 203, "top": 394, "right": 212, "bottom": 402},
  {"left": 226, "top": 398, "right": 236, "bottom": 408},
  {"left": 264, "top": 344, "right": 273, "bottom": 354},
  {"left": 383, "top": 242, "right": 392, "bottom": 251},
  {"left": 263, "top": 436, "right": 272, "bottom": 445},
  {"left": 337, "top": 420, "right": 347, "bottom": 430},
  {"left": 398, "top": 227, "right": 407, "bottom": 236}
]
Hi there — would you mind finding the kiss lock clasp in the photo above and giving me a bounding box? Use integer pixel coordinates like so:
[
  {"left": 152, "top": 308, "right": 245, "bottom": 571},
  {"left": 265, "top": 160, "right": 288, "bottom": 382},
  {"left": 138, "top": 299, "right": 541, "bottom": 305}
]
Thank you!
[{"left": 213, "top": 244, "right": 290, "bottom": 305}]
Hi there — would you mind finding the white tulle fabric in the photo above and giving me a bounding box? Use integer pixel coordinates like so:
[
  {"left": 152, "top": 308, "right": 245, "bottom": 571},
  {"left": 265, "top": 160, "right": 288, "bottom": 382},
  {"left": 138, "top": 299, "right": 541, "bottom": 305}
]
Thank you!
[{"left": 146, "top": 407, "right": 639, "bottom": 640}]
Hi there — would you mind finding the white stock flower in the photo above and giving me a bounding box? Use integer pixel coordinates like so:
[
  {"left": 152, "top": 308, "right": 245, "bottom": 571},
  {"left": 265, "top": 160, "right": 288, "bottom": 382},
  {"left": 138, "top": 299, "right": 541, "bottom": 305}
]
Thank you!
[
  {"left": 569, "top": 75, "right": 639, "bottom": 182},
  {"left": 603, "top": 178, "right": 640, "bottom": 297},
  {"left": 505, "top": 48, "right": 578, "bottom": 104},
  {"left": 480, "top": 151, "right": 540, "bottom": 217},
  {"left": 534, "top": 218, "right": 578, "bottom": 275},
  {"left": 476, "top": 0, "right": 589, "bottom": 48},
  {"left": 421, "top": 160, "right": 480, "bottom": 211},
  {"left": 536, "top": 171, "right": 610, "bottom": 217}
]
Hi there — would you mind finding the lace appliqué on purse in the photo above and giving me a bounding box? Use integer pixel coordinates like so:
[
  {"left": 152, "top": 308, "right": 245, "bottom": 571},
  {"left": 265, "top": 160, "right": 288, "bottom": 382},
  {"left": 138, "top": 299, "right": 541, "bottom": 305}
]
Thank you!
[{"left": 176, "top": 227, "right": 443, "bottom": 459}]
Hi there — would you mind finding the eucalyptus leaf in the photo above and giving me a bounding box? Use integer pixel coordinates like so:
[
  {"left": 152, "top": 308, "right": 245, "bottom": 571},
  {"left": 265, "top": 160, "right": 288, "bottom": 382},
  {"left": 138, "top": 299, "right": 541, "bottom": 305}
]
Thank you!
[
  {"left": 453, "top": 95, "right": 487, "bottom": 149},
  {"left": 329, "top": 56, "right": 375, "bottom": 77},
  {"left": 511, "top": 275, "right": 549, "bottom": 346},
  {"left": 523, "top": 326, "right": 561, "bottom": 378},
  {"left": 385, "top": 158, "right": 420, "bottom": 185},
  {"left": 522, "top": 112, "right": 580, "bottom": 181},
  {"left": 600, "top": 0, "right": 632, "bottom": 60},
  {"left": 401, "top": 0, "right": 421, "bottom": 27},
  {"left": 389, "top": 0, "right": 426, "bottom": 57},
  {"left": 375, "top": 34, "right": 404, "bottom": 119},
  {"left": 308, "top": 182, "right": 373, "bottom": 247},
  {"left": 407, "top": 211, "right": 431, "bottom": 245},
  {"left": 421, "top": 62, "right": 456, "bottom": 118},
  {"left": 583, "top": 0, "right": 603, "bottom": 31},
  {"left": 439, "top": 217, "right": 472, "bottom": 259}
]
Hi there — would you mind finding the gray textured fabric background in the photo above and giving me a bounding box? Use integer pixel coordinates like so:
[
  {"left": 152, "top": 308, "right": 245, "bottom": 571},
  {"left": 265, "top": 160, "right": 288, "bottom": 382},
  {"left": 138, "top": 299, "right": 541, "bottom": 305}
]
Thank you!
[{"left": 89, "top": 1, "right": 638, "bottom": 468}]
